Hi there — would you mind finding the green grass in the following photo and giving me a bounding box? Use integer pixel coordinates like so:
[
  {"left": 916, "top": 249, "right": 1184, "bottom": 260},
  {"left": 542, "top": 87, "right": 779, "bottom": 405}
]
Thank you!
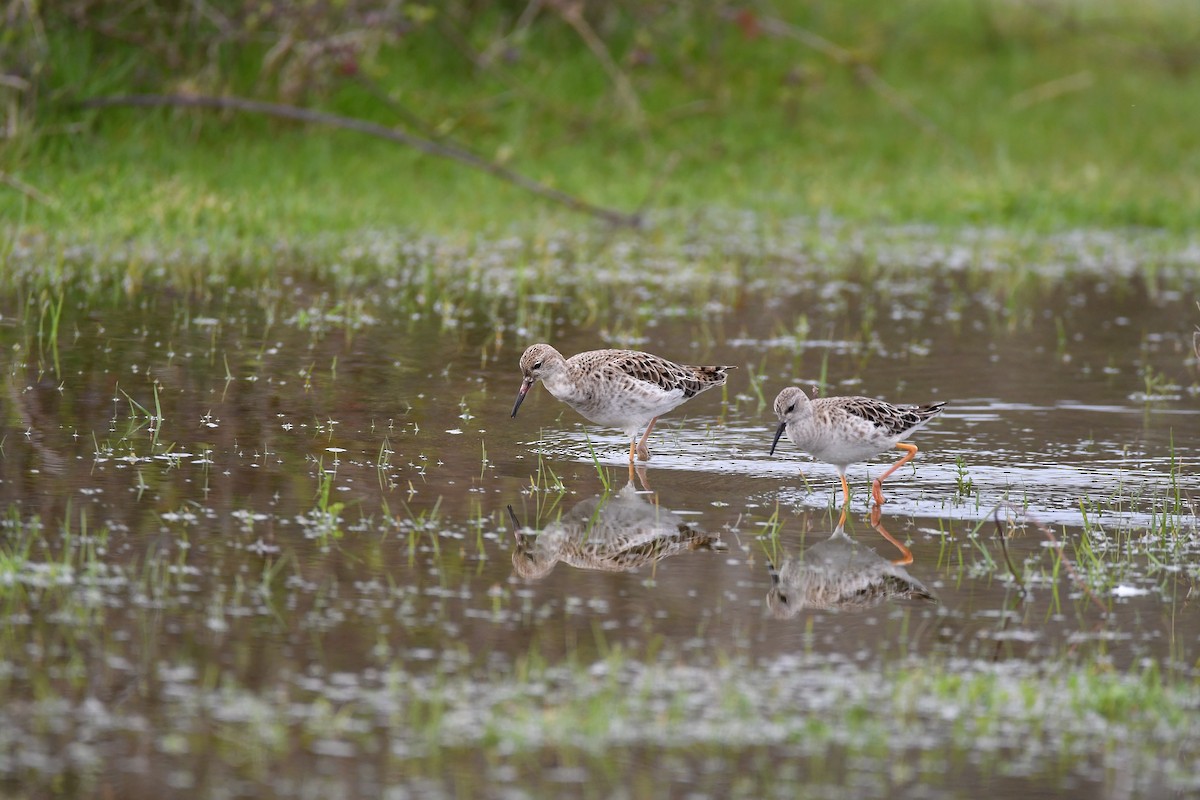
[
  {"left": 4, "top": 0, "right": 1200, "bottom": 252},
  {"left": 3, "top": 633, "right": 1196, "bottom": 796}
]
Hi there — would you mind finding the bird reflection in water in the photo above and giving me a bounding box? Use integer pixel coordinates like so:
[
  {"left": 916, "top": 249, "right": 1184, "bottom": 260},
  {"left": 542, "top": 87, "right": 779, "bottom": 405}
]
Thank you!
[
  {"left": 507, "top": 481, "right": 726, "bottom": 580},
  {"left": 766, "top": 506, "right": 936, "bottom": 618}
]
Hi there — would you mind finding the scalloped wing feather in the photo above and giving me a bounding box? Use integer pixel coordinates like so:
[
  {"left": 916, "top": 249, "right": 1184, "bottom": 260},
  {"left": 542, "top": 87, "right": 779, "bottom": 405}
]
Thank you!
[
  {"left": 838, "top": 397, "right": 947, "bottom": 437},
  {"left": 578, "top": 350, "right": 733, "bottom": 398}
]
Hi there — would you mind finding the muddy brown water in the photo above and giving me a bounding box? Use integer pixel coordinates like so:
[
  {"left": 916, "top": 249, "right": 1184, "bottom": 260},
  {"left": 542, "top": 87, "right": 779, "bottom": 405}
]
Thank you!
[{"left": 1, "top": 234, "right": 1198, "bottom": 798}]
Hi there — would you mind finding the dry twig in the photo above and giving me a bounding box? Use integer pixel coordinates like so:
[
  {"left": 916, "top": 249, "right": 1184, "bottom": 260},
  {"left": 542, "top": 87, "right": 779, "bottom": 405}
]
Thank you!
[
  {"left": 479, "top": 0, "right": 545, "bottom": 67},
  {"left": 0, "top": 171, "right": 58, "bottom": 208},
  {"left": 550, "top": 1, "right": 644, "bottom": 126}
]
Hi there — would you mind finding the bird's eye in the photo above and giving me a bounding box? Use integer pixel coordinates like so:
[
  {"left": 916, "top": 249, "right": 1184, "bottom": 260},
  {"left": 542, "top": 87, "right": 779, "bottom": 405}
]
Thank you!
[
  {"left": 532, "top": 361, "right": 543, "bottom": 370},
  {"left": 786, "top": 404, "right": 796, "bottom": 414}
]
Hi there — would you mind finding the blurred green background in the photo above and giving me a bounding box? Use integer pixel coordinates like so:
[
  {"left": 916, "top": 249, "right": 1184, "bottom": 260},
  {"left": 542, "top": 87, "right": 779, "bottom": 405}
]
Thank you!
[{"left": 2, "top": 0, "right": 1199, "bottom": 242}]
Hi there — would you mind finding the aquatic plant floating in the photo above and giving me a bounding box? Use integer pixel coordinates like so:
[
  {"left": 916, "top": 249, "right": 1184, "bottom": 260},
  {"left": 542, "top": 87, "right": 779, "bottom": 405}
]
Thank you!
[
  {"left": 770, "top": 386, "right": 946, "bottom": 523},
  {"left": 511, "top": 343, "right": 735, "bottom": 464}
]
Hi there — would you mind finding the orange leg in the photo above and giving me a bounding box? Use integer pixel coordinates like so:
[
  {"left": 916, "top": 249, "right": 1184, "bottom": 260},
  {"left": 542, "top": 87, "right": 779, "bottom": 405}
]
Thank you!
[
  {"left": 635, "top": 417, "right": 659, "bottom": 462},
  {"left": 634, "top": 464, "right": 653, "bottom": 494},
  {"left": 872, "top": 442, "right": 918, "bottom": 506},
  {"left": 870, "top": 505, "right": 913, "bottom": 565},
  {"left": 628, "top": 439, "right": 637, "bottom": 463},
  {"left": 835, "top": 474, "right": 854, "bottom": 532}
]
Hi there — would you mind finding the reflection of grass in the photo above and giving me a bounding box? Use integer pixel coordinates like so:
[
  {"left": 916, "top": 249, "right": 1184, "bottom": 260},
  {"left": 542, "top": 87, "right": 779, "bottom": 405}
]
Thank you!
[
  {"left": 952, "top": 484, "right": 1196, "bottom": 610},
  {"left": 0, "top": 508, "right": 110, "bottom": 617},
  {"left": 0, "top": 509, "right": 37, "bottom": 592},
  {"left": 308, "top": 461, "right": 345, "bottom": 542},
  {"left": 530, "top": 450, "right": 566, "bottom": 495},
  {"left": 36, "top": 292, "right": 64, "bottom": 376},
  {"left": 393, "top": 498, "right": 444, "bottom": 561},
  {"left": 1138, "top": 364, "right": 1179, "bottom": 402},
  {"left": 759, "top": 500, "right": 784, "bottom": 540},
  {"left": 745, "top": 360, "right": 769, "bottom": 414}
]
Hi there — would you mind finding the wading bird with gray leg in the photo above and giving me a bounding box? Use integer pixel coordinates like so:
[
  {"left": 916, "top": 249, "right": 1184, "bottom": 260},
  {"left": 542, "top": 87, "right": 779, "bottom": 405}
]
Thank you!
[
  {"left": 511, "top": 343, "right": 735, "bottom": 466},
  {"left": 770, "top": 386, "right": 945, "bottom": 526}
]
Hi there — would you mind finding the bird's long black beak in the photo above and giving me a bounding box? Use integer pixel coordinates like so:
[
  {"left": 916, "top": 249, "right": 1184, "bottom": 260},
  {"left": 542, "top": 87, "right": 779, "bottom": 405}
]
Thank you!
[
  {"left": 770, "top": 421, "right": 787, "bottom": 456},
  {"left": 511, "top": 378, "right": 533, "bottom": 418},
  {"left": 505, "top": 504, "right": 523, "bottom": 532}
]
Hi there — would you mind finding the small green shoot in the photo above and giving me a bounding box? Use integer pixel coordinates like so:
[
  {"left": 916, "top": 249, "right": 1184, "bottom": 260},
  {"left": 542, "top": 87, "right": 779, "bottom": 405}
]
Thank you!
[
  {"left": 954, "top": 456, "right": 975, "bottom": 500},
  {"left": 583, "top": 433, "right": 612, "bottom": 493}
]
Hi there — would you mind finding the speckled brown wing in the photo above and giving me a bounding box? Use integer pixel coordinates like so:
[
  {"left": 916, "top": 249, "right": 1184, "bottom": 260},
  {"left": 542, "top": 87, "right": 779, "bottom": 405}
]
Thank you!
[
  {"left": 604, "top": 350, "right": 734, "bottom": 398},
  {"left": 838, "top": 397, "right": 947, "bottom": 437}
]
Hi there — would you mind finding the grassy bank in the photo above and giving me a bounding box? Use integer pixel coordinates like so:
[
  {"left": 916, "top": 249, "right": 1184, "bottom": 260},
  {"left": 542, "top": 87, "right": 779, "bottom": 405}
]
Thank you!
[
  {"left": 3, "top": 630, "right": 1197, "bottom": 797},
  {"left": 3, "top": 0, "right": 1200, "bottom": 249}
]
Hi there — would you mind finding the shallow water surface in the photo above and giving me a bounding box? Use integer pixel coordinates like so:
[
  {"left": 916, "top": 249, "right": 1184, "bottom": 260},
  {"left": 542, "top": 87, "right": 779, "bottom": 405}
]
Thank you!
[{"left": 1, "top": 226, "right": 1198, "bottom": 798}]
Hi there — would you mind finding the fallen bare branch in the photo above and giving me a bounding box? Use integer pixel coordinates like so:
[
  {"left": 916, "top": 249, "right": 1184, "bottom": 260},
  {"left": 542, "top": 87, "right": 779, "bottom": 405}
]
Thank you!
[
  {"left": 1, "top": 74, "right": 32, "bottom": 91},
  {"left": 479, "top": 0, "right": 545, "bottom": 67},
  {"left": 349, "top": 74, "right": 443, "bottom": 141},
  {"left": 1010, "top": 71, "right": 1094, "bottom": 110},
  {"left": 78, "top": 93, "right": 642, "bottom": 227},
  {"left": 551, "top": 1, "right": 645, "bottom": 126},
  {"left": 0, "top": 171, "right": 59, "bottom": 209}
]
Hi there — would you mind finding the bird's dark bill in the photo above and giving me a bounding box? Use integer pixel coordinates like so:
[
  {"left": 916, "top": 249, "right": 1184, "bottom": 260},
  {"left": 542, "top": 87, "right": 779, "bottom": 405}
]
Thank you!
[
  {"left": 511, "top": 379, "right": 533, "bottom": 418},
  {"left": 770, "top": 421, "right": 787, "bottom": 455}
]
